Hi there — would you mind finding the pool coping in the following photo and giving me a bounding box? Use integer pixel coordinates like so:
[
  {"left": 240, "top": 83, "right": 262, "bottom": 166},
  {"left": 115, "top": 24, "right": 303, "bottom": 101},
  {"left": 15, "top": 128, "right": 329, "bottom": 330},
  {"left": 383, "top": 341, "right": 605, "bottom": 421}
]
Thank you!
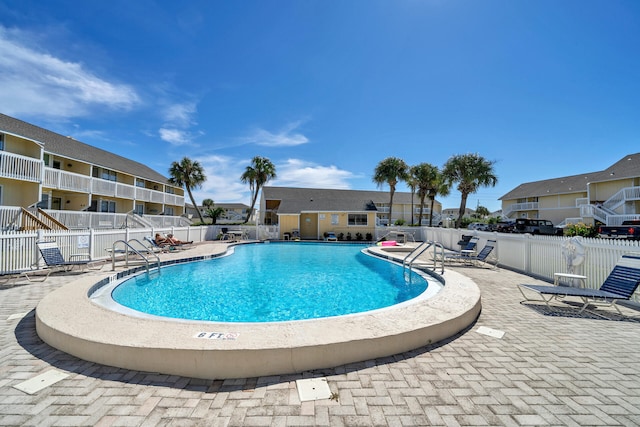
[{"left": 35, "top": 242, "right": 482, "bottom": 380}]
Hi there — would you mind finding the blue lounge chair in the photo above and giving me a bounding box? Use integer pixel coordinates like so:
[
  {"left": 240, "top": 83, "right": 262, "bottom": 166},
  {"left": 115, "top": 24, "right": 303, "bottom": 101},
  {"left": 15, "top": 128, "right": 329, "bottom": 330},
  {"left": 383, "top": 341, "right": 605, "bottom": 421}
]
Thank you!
[
  {"left": 518, "top": 253, "right": 640, "bottom": 316},
  {"left": 26, "top": 240, "right": 100, "bottom": 281},
  {"left": 446, "top": 239, "right": 497, "bottom": 267}
]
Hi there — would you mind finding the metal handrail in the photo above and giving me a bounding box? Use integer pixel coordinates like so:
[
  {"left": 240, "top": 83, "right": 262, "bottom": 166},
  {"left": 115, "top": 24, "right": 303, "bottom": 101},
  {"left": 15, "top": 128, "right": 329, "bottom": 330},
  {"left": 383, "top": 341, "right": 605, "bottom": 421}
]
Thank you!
[
  {"left": 111, "top": 238, "right": 161, "bottom": 273},
  {"left": 402, "top": 240, "right": 445, "bottom": 278}
]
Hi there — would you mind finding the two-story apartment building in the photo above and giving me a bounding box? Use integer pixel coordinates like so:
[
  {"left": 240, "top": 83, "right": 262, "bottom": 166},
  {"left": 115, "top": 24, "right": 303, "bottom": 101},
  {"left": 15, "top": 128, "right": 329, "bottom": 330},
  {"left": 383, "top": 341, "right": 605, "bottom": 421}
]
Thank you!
[
  {"left": 260, "top": 186, "right": 442, "bottom": 240},
  {"left": 0, "top": 113, "right": 185, "bottom": 224},
  {"left": 500, "top": 152, "right": 640, "bottom": 226}
]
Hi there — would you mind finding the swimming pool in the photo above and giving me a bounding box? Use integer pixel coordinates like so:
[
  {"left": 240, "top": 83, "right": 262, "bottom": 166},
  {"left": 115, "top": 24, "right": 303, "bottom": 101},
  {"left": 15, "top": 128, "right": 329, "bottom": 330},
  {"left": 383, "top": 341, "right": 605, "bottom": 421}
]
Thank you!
[
  {"left": 108, "top": 243, "right": 438, "bottom": 322},
  {"left": 37, "top": 241, "right": 482, "bottom": 379}
]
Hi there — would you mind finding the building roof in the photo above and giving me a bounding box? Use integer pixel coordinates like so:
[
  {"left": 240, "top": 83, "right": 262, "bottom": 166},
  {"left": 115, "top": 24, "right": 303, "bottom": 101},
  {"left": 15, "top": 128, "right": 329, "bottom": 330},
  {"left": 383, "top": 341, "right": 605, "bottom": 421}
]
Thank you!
[
  {"left": 499, "top": 152, "right": 640, "bottom": 200},
  {"left": 262, "top": 186, "right": 432, "bottom": 214},
  {"left": 0, "top": 113, "right": 171, "bottom": 184}
]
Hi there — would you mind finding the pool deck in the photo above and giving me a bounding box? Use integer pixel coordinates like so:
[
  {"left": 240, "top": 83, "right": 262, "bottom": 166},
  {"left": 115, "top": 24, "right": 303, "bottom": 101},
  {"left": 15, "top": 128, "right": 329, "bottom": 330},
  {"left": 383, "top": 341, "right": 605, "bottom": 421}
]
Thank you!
[{"left": 2, "top": 241, "right": 640, "bottom": 426}]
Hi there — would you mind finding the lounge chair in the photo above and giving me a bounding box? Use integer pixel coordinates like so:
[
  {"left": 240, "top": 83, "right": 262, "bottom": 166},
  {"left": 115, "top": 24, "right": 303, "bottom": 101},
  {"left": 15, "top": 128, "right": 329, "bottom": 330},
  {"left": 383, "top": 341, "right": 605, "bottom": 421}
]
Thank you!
[
  {"left": 144, "top": 236, "right": 176, "bottom": 252},
  {"left": 518, "top": 253, "right": 640, "bottom": 316},
  {"left": 26, "top": 240, "right": 101, "bottom": 281},
  {"left": 445, "top": 239, "right": 497, "bottom": 267},
  {"left": 324, "top": 232, "right": 338, "bottom": 242},
  {"left": 444, "top": 236, "right": 479, "bottom": 258}
]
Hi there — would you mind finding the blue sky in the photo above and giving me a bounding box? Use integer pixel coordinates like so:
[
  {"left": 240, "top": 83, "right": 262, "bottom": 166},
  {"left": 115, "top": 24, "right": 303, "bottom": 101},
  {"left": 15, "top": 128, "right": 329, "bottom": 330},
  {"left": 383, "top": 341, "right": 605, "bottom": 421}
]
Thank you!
[{"left": 1, "top": 1, "right": 639, "bottom": 212}]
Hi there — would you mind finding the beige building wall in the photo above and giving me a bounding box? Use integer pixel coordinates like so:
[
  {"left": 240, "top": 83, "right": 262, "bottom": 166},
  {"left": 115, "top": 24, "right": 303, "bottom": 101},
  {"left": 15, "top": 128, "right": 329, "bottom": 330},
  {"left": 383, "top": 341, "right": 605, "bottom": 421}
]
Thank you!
[
  {"left": 590, "top": 179, "right": 634, "bottom": 203},
  {"left": 0, "top": 179, "right": 39, "bottom": 206},
  {"left": 5, "top": 134, "right": 41, "bottom": 158},
  {"left": 279, "top": 215, "right": 300, "bottom": 239}
]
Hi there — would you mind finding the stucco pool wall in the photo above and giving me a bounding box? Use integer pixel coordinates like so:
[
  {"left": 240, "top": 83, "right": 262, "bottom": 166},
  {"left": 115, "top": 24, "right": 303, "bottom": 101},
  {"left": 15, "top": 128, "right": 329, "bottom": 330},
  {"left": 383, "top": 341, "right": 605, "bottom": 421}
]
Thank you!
[{"left": 35, "top": 243, "right": 481, "bottom": 380}]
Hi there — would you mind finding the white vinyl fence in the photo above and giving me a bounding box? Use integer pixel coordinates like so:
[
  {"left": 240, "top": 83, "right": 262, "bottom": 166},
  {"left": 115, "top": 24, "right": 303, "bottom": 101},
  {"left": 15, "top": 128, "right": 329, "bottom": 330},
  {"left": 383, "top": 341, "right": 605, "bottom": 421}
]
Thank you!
[
  {"left": 423, "top": 226, "right": 640, "bottom": 301},
  {"left": 3, "top": 224, "right": 640, "bottom": 302}
]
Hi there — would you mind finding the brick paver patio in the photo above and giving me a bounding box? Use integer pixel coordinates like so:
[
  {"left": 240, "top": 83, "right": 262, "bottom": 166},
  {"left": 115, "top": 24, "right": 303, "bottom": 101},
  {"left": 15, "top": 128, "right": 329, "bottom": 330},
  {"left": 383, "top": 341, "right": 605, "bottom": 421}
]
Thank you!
[{"left": 1, "top": 242, "right": 640, "bottom": 426}]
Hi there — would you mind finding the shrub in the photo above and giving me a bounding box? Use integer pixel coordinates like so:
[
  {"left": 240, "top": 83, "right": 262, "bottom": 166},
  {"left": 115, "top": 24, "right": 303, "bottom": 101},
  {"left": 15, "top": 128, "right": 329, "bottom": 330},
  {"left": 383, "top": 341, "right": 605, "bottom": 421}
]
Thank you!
[{"left": 564, "top": 222, "right": 599, "bottom": 238}]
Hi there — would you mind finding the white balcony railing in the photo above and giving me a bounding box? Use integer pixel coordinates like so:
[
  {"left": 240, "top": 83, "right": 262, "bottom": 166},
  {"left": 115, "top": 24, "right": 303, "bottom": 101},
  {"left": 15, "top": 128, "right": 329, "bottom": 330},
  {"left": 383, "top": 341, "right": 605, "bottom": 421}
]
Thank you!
[
  {"left": 44, "top": 168, "right": 91, "bottom": 192},
  {"left": 42, "top": 167, "right": 184, "bottom": 207},
  {"left": 0, "top": 151, "right": 42, "bottom": 183},
  {"left": 504, "top": 202, "right": 539, "bottom": 217}
]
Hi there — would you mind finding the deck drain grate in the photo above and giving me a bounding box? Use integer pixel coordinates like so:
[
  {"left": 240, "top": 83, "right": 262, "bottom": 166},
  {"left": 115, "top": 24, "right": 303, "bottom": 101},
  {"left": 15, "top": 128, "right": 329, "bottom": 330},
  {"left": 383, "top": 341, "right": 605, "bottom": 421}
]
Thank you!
[{"left": 296, "top": 377, "right": 332, "bottom": 402}]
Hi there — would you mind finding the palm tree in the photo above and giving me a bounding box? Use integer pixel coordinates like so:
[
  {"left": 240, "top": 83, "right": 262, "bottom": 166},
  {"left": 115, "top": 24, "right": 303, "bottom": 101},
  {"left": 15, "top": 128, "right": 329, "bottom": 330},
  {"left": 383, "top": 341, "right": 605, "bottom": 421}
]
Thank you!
[
  {"left": 240, "top": 156, "right": 277, "bottom": 224},
  {"left": 202, "top": 198, "right": 226, "bottom": 225},
  {"left": 442, "top": 153, "right": 498, "bottom": 229},
  {"left": 405, "top": 175, "right": 417, "bottom": 225},
  {"left": 372, "top": 157, "right": 408, "bottom": 226},
  {"left": 168, "top": 157, "right": 207, "bottom": 225},
  {"left": 410, "top": 163, "right": 449, "bottom": 227}
]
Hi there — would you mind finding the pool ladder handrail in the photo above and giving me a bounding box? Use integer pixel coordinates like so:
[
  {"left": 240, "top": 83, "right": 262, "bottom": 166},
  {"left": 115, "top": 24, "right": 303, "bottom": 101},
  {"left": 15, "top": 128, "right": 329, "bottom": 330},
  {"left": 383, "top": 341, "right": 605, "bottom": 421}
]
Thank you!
[
  {"left": 111, "top": 239, "right": 161, "bottom": 273},
  {"left": 402, "top": 240, "right": 445, "bottom": 279}
]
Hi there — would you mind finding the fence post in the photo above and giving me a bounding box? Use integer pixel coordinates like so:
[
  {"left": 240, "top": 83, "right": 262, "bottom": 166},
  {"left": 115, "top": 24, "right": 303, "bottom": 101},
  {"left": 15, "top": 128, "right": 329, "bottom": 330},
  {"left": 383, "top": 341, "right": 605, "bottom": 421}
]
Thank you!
[{"left": 89, "top": 228, "right": 95, "bottom": 260}]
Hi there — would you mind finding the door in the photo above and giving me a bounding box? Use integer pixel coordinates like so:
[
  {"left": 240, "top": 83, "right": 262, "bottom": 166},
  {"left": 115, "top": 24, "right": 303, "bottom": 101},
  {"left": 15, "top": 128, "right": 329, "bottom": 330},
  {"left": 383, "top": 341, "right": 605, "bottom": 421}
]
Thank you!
[{"left": 300, "top": 213, "right": 318, "bottom": 239}]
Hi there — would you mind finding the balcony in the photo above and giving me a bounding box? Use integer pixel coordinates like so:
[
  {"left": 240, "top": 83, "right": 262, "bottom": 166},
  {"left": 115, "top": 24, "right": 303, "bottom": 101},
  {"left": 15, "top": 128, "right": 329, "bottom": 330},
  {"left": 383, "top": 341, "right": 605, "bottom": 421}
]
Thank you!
[
  {"left": 0, "top": 151, "right": 42, "bottom": 183},
  {"left": 504, "top": 202, "right": 539, "bottom": 217},
  {"left": 43, "top": 167, "right": 185, "bottom": 206}
]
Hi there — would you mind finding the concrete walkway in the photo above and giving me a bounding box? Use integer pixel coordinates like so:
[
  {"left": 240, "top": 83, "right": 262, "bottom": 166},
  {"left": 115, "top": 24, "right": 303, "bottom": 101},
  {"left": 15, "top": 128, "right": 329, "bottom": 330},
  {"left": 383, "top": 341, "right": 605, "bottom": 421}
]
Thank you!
[{"left": 2, "top": 242, "right": 640, "bottom": 426}]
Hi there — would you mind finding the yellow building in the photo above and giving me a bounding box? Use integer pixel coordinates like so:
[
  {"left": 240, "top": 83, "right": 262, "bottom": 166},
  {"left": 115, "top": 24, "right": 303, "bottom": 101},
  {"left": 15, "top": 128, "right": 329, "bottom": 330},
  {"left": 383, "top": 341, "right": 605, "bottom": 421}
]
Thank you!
[
  {"left": 0, "top": 113, "right": 185, "bottom": 222},
  {"left": 500, "top": 152, "right": 640, "bottom": 226},
  {"left": 260, "top": 186, "right": 442, "bottom": 240}
]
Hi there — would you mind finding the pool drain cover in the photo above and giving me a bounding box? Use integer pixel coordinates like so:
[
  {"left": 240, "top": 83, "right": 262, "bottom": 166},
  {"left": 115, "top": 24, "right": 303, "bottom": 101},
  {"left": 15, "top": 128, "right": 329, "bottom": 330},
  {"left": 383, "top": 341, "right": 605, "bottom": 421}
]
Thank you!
[{"left": 296, "top": 378, "right": 332, "bottom": 401}]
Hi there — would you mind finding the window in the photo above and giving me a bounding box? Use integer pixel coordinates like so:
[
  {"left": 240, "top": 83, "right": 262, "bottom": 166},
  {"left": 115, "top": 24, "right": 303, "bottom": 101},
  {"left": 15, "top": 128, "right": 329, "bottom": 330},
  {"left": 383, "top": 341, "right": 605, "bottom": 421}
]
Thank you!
[
  {"left": 348, "top": 214, "right": 367, "bottom": 226},
  {"left": 164, "top": 207, "right": 174, "bottom": 216},
  {"left": 0, "top": 133, "right": 5, "bottom": 150},
  {"left": 165, "top": 186, "right": 175, "bottom": 194},
  {"left": 53, "top": 160, "right": 61, "bottom": 170},
  {"left": 136, "top": 179, "right": 146, "bottom": 188},
  {"left": 37, "top": 194, "right": 49, "bottom": 209},
  {"left": 100, "top": 200, "right": 116, "bottom": 213},
  {"left": 101, "top": 169, "right": 117, "bottom": 182},
  {"left": 331, "top": 214, "right": 339, "bottom": 225},
  {"left": 134, "top": 204, "right": 144, "bottom": 215}
]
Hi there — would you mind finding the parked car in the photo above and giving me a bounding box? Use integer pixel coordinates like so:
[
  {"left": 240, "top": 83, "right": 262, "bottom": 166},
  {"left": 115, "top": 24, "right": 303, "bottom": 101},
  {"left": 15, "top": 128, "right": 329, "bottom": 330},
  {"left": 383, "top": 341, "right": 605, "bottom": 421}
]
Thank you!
[
  {"left": 598, "top": 220, "right": 640, "bottom": 240},
  {"left": 513, "top": 218, "right": 563, "bottom": 235},
  {"left": 494, "top": 220, "right": 516, "bottom": 233},
  {"left": 467, "top": 222, "right": 490, "bottom": 231}
]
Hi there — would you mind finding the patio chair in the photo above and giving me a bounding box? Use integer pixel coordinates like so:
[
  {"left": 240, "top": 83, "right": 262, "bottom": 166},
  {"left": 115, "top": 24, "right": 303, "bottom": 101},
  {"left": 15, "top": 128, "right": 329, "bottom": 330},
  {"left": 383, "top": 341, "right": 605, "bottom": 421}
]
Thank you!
[
  {"left": 25, "top": 240, "right": 100, "bottom": 281},
  {"left": 445, "top": 239, "right": 497, "bottom": 268},
  {"left": 518, "top": 253, "right": 640, "bottom": 316}
]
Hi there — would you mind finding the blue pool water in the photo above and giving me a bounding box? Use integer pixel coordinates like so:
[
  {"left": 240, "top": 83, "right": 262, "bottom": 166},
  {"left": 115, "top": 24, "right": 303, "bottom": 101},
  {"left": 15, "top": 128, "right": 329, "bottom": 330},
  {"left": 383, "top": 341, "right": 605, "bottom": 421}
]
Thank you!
[{"left": 111, "top": 243, "right": 434, "bottom": 322}]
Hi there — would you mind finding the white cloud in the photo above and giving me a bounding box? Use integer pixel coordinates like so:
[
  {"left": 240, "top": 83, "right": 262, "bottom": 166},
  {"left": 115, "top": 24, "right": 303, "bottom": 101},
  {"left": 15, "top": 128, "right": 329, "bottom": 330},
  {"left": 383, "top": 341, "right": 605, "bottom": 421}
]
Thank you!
[
  {"left": 188, "top": 156, "right": 357, "bottom": 206},
  {"left": 190, "top": 155, "right": 250, "bottom": 204},
  {"left": 272, "top": 159, "right": 355, "bottom": 189},
  {"left": 159, "top": 128, "right": 193, "bottom": 146},
  {"left": 0, "top": 26, "right": 139, "bottom": 118},
  {"left": 163, "top": 102, "right": 196, "bottom": 127},
  {"left": 246, "top": 121, "right": 309, "bottom": 147}
]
